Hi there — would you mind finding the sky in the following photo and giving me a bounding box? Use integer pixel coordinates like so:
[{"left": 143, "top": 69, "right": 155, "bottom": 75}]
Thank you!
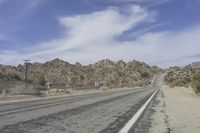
[{"left": 0, "top": 0, "right": 200, "bottom": 68}]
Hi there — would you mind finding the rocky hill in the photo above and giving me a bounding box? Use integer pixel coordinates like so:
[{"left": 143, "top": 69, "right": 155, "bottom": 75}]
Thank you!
[
  {"left": 0, "top": 59, "right": 162, "bottom": 94},
  {"left": 164, "top": 62, "right": 200, "bottom": 87},
  {"left": 0, "top": 65, "right": 23, "bottom": 89}
]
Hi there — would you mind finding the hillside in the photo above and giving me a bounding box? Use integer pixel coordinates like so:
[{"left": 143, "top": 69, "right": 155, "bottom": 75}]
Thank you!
[
  {"left": 164, "top": 62, "right": 200, "bottom": 87},
  {"left": 0, "top": 59, "right": 162, "bottom": 95}
]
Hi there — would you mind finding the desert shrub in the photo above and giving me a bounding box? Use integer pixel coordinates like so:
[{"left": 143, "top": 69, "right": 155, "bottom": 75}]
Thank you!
[
  {"left": 37, "top": 76, "right": 46, "bottom": 86},
  {"left": 8, "top": 83, "right": 41, "bottom": 95},
  {"left": 191, "top": 72, "right": 200, "bottom": 94},
  {"left": 169, "top": 79, "right": 181, "bottom": 88},
  {"left": 183, "top": 77, "right": 191, "bottom": 85}
]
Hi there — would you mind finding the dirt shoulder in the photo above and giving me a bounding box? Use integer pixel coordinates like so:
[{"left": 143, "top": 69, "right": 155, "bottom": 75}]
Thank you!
[
  {"left": 150, "top": 86, "right": 200, "bottom": 133},
  {"left": 0, "top": 87, "right": 141, "bottom": 103}
]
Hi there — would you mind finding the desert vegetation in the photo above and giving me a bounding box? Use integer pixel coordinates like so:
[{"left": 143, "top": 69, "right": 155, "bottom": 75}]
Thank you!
[
  {"left": 191, "top": 71, "right": 200, "bottom": 94},
  {"left": 164, "top": 62, "right": 200, "bottom": 94}
]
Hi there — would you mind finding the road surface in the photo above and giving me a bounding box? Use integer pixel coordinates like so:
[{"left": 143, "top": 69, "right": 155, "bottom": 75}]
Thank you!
[{"left": 0, "top": 77, "right": 161, "bottom": 133}]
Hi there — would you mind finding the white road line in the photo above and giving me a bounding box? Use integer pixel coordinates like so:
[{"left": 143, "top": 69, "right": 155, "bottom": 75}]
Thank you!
[{"left": 118, "top": 88, "right": 159, "bottom": 133}]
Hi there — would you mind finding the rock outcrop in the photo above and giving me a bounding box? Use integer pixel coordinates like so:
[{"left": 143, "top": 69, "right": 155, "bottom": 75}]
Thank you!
[
  {"left": 0, "top": 59, "right": 162, "bottom": 94},
  {"left": 164, "top": 62, "right": 200, "bottom": 87}
]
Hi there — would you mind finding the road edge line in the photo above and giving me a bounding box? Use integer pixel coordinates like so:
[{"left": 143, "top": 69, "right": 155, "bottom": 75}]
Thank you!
[{"left": 118, "top": 88, "right": 159, "bottom": 133}]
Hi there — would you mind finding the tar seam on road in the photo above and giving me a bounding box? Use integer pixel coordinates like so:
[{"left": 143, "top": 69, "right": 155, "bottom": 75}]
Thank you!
[{"left": 118, "top": 88, "right": 159, "bottom": 133}]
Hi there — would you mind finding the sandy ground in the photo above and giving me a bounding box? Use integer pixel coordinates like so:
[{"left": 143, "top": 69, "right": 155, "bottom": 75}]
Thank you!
[
  {"left": 149, "top": 86, "right": 200, "bottom": 133},
  {"left": 0, "top": 95, "right": 38, "bottom": 102}
]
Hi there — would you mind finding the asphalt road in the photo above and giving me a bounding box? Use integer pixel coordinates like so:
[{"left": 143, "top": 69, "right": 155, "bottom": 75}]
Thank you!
[{"left": 0, "top": 79, "right": 161, "bottom": 133}]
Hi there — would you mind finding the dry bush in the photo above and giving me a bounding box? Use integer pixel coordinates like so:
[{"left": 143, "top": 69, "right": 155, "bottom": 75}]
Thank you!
[
  {"left": 169, "top": 79, "right": 182, "bottom": 88},
  {"left": 191, "top": 71, "right": 200, "bottom": 94},
  {"left": 100, "top": 86, "right": 109, "bottom": 91},
  {"left": 37, "top": 75, "right": 46, "bottom": 86},
  {"left": 8, "top": 83, "right": 41, "bottom": 96},
  {"left": 65, "top": 88, "right": 72, "bottom": 93}
]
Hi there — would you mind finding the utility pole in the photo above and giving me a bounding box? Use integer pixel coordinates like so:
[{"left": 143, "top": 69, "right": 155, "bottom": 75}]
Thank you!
[{"left": 23, "top": 60, "right": 31, "bottom": 83}]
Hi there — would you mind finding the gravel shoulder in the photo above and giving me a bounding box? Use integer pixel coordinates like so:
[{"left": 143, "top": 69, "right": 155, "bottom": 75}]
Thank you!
[{"left": 149, "top": 86, "right": 200, "bottom": 133}]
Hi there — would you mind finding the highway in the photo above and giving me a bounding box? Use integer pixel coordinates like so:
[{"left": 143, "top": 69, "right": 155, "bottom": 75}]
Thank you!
[{"left": 0, "top": 76, "right": 161, "bottom": 133}]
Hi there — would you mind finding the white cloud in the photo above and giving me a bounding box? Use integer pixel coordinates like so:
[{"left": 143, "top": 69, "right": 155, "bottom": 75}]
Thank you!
[
  {"left": 103, "top": 0, "right": 172, "bottom": 8},
  {"left": 20, "top": 5, "right": 152, "bottom": 59},
  {"left": 0, "top": 4, "right": 200, "bottom": 68}
]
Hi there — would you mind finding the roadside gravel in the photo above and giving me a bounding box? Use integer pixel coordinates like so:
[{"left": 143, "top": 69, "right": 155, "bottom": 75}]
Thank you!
[{"left": 145, "top": 86, "right": 200, "bottom": 133}]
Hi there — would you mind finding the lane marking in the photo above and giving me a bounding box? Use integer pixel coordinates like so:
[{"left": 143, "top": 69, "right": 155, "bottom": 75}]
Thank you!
[{"left": 118, "top": 88, "right": 159, "bottom": 133}]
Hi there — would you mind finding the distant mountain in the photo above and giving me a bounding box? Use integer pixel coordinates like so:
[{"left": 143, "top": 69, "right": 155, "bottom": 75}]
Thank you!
[{"left": 0, "top": 58, "right": 162, "bottom": 94}]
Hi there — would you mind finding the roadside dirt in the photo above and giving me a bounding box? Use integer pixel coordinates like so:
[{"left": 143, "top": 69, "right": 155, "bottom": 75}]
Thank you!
[
  {"left": 0, "top": 95, "right": 38, "bottom": 102},
  {"left": 0, "top": 87, "right": 141, "bottom": 103},
  {"left": 149, "top": 86, "right": 200, "bottom": 133}
]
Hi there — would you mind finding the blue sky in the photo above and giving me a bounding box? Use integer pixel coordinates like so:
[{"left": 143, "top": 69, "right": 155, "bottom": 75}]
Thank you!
[{"left": 0, "top": 0, "right": 200, "bottom": 67}]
